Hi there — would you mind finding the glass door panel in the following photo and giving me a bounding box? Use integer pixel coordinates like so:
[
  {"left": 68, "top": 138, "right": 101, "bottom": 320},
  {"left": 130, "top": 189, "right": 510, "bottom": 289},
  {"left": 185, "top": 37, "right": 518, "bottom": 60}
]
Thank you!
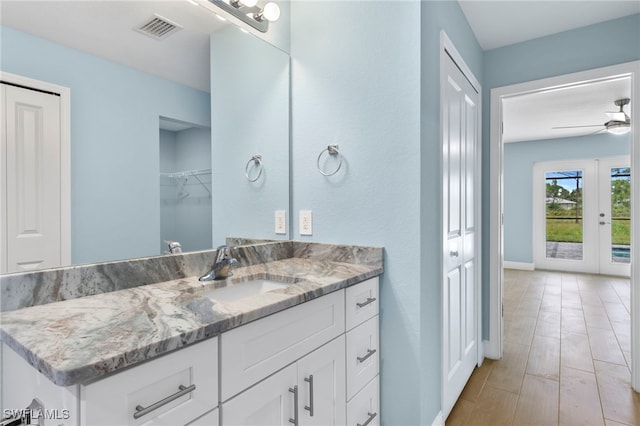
[
  {"left": 545, "top": 170, "right": 583, "bottom": 261},
  {"left": 610, "top": 167, "right": 631, "bottom": 264}
]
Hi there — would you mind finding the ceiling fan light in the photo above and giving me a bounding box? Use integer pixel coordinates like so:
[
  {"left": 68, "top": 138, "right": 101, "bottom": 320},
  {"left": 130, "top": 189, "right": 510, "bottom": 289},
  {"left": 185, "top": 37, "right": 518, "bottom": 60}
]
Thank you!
[{"left": 607, "top": 122, "right": 630, "bottom": 135}]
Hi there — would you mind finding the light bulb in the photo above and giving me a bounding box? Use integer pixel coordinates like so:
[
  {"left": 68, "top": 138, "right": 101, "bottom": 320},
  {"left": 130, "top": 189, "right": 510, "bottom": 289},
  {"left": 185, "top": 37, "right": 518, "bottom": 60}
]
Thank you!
[
  {"left": 261, "top": 2, "right": 280, "bottom": 22},
  {"left": 242, "top": 0, "right": 258, "bottom": 7}
]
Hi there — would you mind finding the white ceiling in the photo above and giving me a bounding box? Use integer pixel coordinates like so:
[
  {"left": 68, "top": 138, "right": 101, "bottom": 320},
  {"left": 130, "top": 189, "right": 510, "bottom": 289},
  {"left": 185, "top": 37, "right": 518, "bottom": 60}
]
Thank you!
[
  {"left": 1, "top": 0, "right": 637, "bottom": 142},
  {"left": 0, "top": 0, "right": 229, "bottom": 92},
  {"left": 458, "top": 0, "right": 640, "bottom": 51},
  {"left": 502, "top": 77, "right": 632, "bottom": 143}
]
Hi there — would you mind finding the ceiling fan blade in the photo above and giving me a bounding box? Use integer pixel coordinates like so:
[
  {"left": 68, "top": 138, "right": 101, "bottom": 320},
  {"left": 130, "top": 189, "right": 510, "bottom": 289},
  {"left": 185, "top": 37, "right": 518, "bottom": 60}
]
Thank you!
[
  {"left": 606, "top": 112, "right": 627, "bottom": 121},
  {"left": 552, "top": 125, "right": 603, "bottom": 129},
  {"left": 587, "top": 127, "right": 607, "bottom": 136}
]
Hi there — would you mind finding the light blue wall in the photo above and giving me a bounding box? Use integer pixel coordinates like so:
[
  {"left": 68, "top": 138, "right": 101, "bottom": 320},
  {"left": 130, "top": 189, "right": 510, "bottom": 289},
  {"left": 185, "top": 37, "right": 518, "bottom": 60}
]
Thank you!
[
  {"left": 482, "top": 13, "right": 640, "bottom": 336},
  {"left": 211, "top": 26, "right": 290, "bottom": 245},
  {"left": 1, "top": 26, "right": 211, "bottom": 265},
  {"left": 504, "top": 133, "right": 630, "bottom": 264},
  {"left": 290, "top": 1, "right": 481, "bottom": 423}
]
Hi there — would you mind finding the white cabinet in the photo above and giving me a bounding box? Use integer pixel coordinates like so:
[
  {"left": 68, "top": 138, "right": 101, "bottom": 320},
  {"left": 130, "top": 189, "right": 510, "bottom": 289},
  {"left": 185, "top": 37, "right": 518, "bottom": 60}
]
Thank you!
[
  {"left": 82, "top": 337, "right": 218, "bottom": 426},
  {"left": 221, "top": 277, "right": 380, "bottom": 426},
  {"left": 346, "top": 316, "right": 379, "bottom": 401},
  {"left": 2, "top": 277, "right": 380, "bottom": 426},
  {"left": 222, "top": 363, "right": 297, "bottom": 425},
  {"left": 222, "top": 336, "right": 346, "bottom": 426},
  {"left": 344, "top": 277, "right": 380, "bottom": 426},
  {"left": 220, "top": 289, "right": 345, "bottom": 401},
  {"left": 347, "top": 378, "right": 379, "bottom": 426},
  {"left": 297, "top": 336, "right": 346, "bottom": 426},
  {"left": 345, "top": 278, "right": 379, "bottom": 331},
  {"left": 188, "top": 408, "right": 219, "bottom": 426}
]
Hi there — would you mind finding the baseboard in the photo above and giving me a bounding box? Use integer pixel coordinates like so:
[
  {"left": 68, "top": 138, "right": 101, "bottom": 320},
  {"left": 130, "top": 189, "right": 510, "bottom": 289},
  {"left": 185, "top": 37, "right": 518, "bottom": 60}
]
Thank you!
[
  {"left": 503, "top": 261, "right": 534, "bottom": 271},
  {"left": 431, "top": 411, "right": 444, "bottom": 426},
  {"left": 484, "top": 338, "right": 500, "bottom": 360}
]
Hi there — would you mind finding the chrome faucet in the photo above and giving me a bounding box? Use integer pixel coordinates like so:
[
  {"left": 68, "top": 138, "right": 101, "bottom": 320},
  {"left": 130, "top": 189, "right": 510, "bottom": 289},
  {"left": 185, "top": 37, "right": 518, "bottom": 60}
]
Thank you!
[{"left": 199, "top": 245, "right": 238, "bottom": 281}]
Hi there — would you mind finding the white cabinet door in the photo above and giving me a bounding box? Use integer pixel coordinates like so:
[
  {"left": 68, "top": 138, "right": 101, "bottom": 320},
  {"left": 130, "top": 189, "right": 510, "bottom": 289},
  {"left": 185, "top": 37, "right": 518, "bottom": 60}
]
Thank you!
[
  {"left": 298, "top": 337, "right": 346, "bottom": 426},
  {"left": 222, "top": 363, "right": 297, "bottom": 426}
]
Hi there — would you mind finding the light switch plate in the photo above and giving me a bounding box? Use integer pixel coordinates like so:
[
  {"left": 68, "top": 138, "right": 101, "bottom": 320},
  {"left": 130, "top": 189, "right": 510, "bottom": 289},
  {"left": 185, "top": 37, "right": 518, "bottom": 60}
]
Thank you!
[
  {"left": 299, "top": 210, "right": 312, "bottom": 236},
  {"left": 275, "top": 210, "right": 286, "bottom": 234}
]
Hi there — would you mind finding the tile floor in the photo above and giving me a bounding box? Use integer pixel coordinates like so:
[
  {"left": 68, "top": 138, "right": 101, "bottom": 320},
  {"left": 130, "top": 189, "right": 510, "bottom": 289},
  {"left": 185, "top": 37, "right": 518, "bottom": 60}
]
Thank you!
[{"left": 446, "top": 269, "right": 640, "bottom": 426}]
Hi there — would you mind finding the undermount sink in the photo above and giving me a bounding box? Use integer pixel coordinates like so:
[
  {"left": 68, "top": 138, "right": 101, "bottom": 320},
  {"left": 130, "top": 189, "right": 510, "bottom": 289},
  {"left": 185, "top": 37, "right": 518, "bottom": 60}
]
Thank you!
[{"left": 202, "top": 279, "right": 289, "bottom": 302}]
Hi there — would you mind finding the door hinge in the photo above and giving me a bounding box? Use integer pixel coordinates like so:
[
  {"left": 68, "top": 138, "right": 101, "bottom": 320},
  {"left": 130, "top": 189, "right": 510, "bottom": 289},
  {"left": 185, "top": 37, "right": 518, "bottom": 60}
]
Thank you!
[{"left": 502, "top": 303, "right": 504, "bottom": 317}]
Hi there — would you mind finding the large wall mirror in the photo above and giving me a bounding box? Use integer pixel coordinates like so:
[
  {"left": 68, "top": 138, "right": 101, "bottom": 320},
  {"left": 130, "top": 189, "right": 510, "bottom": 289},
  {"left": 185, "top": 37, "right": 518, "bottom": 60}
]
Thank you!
[{"left": 0, "top": 1, "right": 290, "bottom": 273}]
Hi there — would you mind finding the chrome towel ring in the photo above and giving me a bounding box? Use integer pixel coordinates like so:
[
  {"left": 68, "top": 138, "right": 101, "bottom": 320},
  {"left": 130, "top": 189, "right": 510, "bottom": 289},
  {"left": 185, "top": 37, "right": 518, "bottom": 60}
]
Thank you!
[
  {"left": 317, "top": 145, "right": 342, "bottom": 176},
  {"left": 245, "top": 155, "right": 263, "bottom": 182}
]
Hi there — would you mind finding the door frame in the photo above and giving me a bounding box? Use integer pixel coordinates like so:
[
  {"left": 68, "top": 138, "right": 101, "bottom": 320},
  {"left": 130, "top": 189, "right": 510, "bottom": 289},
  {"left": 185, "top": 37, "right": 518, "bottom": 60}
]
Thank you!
[
  {"left": 440, "top": 30, "right": 483, "bottom": 417},
  {"left": 488, "top": 61, "right": 640, "bottom": 390},
  {"left": 1, "top": 71, "right": 71, "bottom": 268}
]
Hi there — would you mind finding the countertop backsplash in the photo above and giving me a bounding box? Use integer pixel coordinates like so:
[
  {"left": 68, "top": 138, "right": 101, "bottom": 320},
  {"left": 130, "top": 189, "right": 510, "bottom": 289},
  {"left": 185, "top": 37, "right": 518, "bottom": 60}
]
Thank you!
[{"left": 0, "top": 241, "right": 382, "bottom": 312}]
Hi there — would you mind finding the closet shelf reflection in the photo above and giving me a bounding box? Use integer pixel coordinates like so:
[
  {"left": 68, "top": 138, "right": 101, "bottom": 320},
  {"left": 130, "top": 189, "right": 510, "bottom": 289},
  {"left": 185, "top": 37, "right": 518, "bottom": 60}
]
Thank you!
[{"left": 160, "top": 168, "right": 212, "bottom": 198}]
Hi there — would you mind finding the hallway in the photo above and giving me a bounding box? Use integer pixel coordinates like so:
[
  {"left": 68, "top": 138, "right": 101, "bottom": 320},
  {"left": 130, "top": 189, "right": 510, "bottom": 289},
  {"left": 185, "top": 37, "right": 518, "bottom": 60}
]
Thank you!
[{"left": 446, "top": 269, "right": 640, "bottom": 425}]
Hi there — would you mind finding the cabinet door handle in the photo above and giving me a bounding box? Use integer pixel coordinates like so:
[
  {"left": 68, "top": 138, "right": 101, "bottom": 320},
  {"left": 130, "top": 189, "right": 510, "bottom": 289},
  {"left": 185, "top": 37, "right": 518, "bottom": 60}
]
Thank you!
[
  {"left": 288, "top": 385, "right": 298, "bottom": 425},
  {"left": 357, "top": 412, "right": 378, "bottom": 426},
  {"left": 133, "top": 384, "right": 196, "bottom": 419},
  {"left": 356, "top": 297, "right": 376, "bottom": 308},
  {"left": 357, "top": 348, "right": 377, "bottom": 363},
  {"left": 304, "top": 375, "right": 314, "bottom": 417}
]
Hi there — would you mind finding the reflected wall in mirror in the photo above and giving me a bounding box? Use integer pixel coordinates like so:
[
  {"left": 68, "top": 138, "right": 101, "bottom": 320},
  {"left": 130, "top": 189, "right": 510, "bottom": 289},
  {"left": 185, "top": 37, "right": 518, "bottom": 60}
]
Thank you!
[
  {"left": 0, "top": 1, "right": 290, "bottom": 273},
  {"left": 211, "top": 26, "right": 290, "bottom": 246}
]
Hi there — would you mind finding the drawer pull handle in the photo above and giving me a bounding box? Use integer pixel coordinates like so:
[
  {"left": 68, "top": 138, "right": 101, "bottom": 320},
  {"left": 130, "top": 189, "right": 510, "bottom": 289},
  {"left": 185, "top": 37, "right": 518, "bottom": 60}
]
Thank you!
[
  {"left": 304, "top": 375, "right": 314, "bottom": 416},
  {"left": 357, "top": 412, "right": 377, "bottom": 426},
  {"left": 133, "top": 384, "right": 196, "bottom": 419},
  {"left": 357, "top": 348, "right": 377, "bottom": 363},
  {"left": 356, "top": 297, "right": 376, "bottom": 308},
  {"left": 289, "top": 385, "right": 299, "bottom": 425}
]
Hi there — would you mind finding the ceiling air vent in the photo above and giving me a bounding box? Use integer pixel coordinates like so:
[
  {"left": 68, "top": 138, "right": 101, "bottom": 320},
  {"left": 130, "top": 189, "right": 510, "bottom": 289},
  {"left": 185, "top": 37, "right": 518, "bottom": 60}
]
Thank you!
[{"left": 136, "top": 14, "right": 183, "bottom": 40}]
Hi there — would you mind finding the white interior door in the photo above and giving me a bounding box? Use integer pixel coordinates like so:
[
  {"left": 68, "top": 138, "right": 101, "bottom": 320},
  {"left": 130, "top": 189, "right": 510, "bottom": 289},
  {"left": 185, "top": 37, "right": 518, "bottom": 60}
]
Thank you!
[
  {"left": 441, "top": 48, "right": 480, "bottom": 418},
  {"left": 1, "top": 83, "right": 62, "bottom": 273},
  {"left": 599, "top": 157, "right": 631, "bottom": 277}
]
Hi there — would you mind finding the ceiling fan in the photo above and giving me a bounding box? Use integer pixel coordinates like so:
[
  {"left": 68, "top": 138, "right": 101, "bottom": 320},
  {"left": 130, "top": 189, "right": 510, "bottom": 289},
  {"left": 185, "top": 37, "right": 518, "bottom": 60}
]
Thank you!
[{"left": 552, "top": 98, "right": 631, "bottom": 135}]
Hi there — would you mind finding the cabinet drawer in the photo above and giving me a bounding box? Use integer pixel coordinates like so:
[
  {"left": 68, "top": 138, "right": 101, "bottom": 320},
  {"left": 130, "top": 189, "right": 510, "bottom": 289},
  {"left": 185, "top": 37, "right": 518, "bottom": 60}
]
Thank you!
[
  {"left": 82, "top": 338, "right": 218, "bottom": 426},
  {"left": 346, "top": 377, "right": 379, "bottom": 426},
  {"left": 221, "top": 290, "right": 345, "bottom": 401},
  {"left": 346, "top": 315, "right": 379, "bottom": 401},
  {"left": 345, "top": 278, "right": 379, "bottom": 331}
]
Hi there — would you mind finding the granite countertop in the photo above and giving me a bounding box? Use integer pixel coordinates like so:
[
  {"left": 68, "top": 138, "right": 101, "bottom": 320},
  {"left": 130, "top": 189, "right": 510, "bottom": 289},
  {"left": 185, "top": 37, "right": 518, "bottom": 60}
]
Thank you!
[{"left": 0, "top": 256, "right": 382, "bottom": 387}]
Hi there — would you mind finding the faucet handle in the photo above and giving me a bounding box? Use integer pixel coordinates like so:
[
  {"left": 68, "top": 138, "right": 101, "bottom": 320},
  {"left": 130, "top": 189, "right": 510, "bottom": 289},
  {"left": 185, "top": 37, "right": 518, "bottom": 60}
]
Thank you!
[{"left": 215, "top": 245, "right": 230, "bottom": 262}]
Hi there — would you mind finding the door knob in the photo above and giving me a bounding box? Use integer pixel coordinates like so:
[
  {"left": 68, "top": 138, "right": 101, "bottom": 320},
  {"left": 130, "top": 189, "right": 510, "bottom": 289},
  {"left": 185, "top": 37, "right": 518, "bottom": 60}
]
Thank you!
[{"left": 450, "top": 250, "right": 459, "bottom": 257}]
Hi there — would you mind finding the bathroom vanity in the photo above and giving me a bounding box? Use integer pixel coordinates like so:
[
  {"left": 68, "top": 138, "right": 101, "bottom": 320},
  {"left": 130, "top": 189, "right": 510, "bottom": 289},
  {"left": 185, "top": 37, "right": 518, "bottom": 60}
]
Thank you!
[{"left": 0, "top": 242, "right": 382, "bottom": 426}]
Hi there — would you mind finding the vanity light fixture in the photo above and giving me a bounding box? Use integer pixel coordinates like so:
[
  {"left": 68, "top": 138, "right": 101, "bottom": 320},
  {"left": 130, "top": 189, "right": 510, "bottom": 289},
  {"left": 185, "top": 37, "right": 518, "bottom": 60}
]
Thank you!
[{"left": 205, "top": 0, "right": 280, "bottom": 33}]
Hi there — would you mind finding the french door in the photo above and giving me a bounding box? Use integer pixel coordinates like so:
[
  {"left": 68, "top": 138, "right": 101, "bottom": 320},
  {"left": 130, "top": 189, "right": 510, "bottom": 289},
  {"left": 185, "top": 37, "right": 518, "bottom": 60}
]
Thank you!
[{"left": 533, "top": 157, "right": 630, "bottom": 276}]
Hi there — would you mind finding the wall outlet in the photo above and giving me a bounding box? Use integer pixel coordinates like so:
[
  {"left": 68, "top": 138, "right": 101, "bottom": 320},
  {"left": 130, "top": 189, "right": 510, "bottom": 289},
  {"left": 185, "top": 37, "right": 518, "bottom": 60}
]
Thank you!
[
  {"left": 275, "top": 210, "right": 286, "bottom": 235},
  {"left": 299, "top": 210, "right": 313, "bottom": 236}
]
